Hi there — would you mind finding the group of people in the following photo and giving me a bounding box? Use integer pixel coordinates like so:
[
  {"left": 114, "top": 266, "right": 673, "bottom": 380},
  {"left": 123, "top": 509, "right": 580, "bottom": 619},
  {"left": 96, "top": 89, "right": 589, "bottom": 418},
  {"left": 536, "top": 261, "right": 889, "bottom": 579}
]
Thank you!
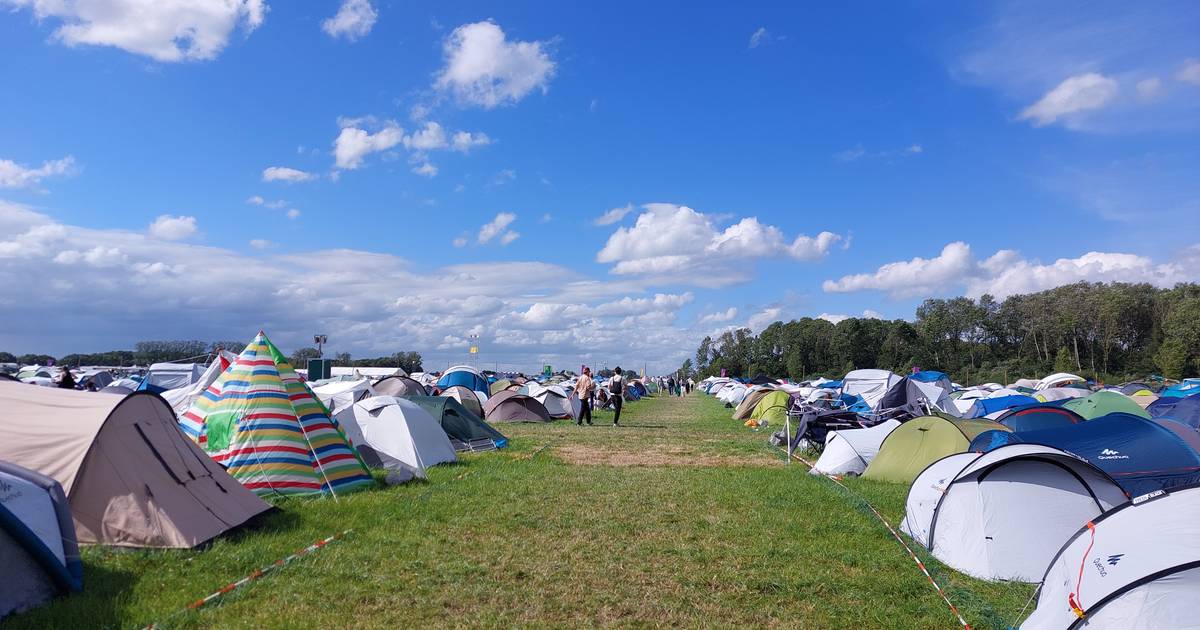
[
  {"left": 658, "top": 375, "right": 693, "bottom": 397},
  {"left": 572, "top": 366, "right": 626, "bottom": 427}
]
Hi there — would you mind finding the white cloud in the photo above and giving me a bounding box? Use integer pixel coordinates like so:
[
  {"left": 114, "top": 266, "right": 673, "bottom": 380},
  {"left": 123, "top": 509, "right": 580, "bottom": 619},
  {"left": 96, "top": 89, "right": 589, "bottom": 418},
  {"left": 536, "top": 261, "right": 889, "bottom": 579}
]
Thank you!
[
  {"left": 0, "top": 156, "right": 76, "bottom": 189},
  {"left": 434, "top": 20, "right": 556, "bottom": 109},
  {"left": 53, "top": 246, "right": 127, "bottom": 268},
  {"left": 539, "top": 213, "right": 552, "bottom": 223},
  {"left": 747, "top": 307, "right": 783, "bottom": 332},
  {"left": 452, "top": 236, "right": 468, "bottom": 248},
  {"left": 823, "top": 241, "right": 1199, "bottom": 299},
  {"left": 835, "top": 144, "right": 923, "bottom": 162},
  {"left": 262, "top": 166, "right": 316, "bottom": 183},
  {"left": 411, "top": 161, "right": 438, "bottom": 177},
  {"left": 698, "top": 307, "right": 737, "bottom": 325},
  {"left": 7, "top": 0, "right": 266, "bottom": 62},
  {"left": 249, "top": 238, "right": 275, "bottom": 249},
  {"left": 333, "top": 119, "right": 490, "bottom": 171},
  {"left": 1019, "top": 73, "right": 1119, "bottom": 126},
  {"left": 1136, "top": 77, "right": 1163, "bottom": 100},
  {"left": 596, "top": 203, "right": 842, "bottom": 284},
  {"left": 286, "top": 208, "right": 300, "bottom": 219},
  {"left": 246, "top": 195, "right": 287, "bottom": 209},
  {"left": 478, "top": 212, "right": 518, "bottom": 245},
  {"left": 332, "top": 121, "right": 403, "bottom": 170},
  {"left": 818, "top": 313, "right": 848, "bottom": 325},
  {"left": 491, "top": 169, "right": 516, "bottom": 186},
  {"left": 862, "top": 309, "right": 885, "bottom": 319},
  {"left": 748, "top": 27, "right": 770, "bottom": 49},
  {"left": 147, "top": 214, "right": 197, "bottom": 241},
  {"left": 322, "top": 0, "right": 376, "bottom": 42},
  {"left": 1178, "top": 59, "right": 1200, "bottom": 86},
  {"left": 594, "top": 203, "right": 634, "bottom": 226}
]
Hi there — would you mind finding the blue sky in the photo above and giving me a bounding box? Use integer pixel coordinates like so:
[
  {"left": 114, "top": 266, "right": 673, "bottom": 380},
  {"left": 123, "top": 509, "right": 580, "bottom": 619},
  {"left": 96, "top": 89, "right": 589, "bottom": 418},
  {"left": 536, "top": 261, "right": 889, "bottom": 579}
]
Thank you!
[{"left": 1, "top": 0, "right": 1198, "bottom": 372}]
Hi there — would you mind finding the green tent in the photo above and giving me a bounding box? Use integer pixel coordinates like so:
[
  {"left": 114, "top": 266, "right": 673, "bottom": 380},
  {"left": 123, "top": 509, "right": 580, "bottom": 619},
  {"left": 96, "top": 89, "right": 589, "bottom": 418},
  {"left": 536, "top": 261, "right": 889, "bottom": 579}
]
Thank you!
[
  {"left": 751, "top": 390, "right": 791, "bottom": 424},
  {"left": 863, "top": 415, "right": 1010, "bottom": 484},
  {"left": 407, "top": 396, "right": 509, "bottom": 449},
  {"left": 489, "top": 379, "right": 512, "bottom": 396},
  {"left": 1062, "top": 390, "right": 1150, "bottom": 420}
]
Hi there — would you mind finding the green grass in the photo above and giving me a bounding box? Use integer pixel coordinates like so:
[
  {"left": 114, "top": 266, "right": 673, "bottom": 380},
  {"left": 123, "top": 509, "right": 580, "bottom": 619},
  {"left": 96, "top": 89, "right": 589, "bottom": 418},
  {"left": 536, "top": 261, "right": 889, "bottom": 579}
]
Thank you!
[{"left": 7, "top": 394, "right": 1034, "bottom": 629}]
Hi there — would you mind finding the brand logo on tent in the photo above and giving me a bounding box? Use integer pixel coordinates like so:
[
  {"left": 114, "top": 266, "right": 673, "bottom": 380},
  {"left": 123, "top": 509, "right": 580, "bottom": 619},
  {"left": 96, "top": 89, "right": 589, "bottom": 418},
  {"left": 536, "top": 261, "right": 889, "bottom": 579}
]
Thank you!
[
  {"left": 1107, "top": 554, "right": 1124, "bottom": 566},
  {"left": 1098, "top": 448, "right": 1129, "bottom": 460}
]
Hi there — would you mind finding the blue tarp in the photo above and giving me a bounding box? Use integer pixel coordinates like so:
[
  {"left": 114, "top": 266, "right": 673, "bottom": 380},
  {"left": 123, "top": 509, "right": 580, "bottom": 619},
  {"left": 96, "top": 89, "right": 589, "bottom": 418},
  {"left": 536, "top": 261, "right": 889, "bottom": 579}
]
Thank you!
[
  {"left": 819, "top": 380, "right": 842, "bottom": 389},
  {"left": 997, "top": 404, "right": 1083, "bottom": 432},
  {"left": 969, "top": 394, "right": 1039, "bottom": 418},
  {"left": 969, "top": 412, "right": 1200, "bottom": 495},
  {"left": 1147, "top": 395, "right": 1200, "bottom": 429},
  {"left": 910, "top": 370, "right": 949, "bottom": 383},
  {"left": 1160, "top": 379, "right": 1200, "bottom": 398}
]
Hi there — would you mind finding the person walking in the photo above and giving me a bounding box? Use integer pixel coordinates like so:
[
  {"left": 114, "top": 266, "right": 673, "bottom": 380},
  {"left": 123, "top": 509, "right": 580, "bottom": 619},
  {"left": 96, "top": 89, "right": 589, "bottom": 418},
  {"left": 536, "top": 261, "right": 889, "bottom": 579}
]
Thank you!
[
  {"left": 609, "top": 367, "right": 625, "bottom": 426},
  {"left": 667, "top": 375, "right": 676, "bottom": 397},
  {"left": 574, "top": 367, "right": 595, "bottom": 426}
]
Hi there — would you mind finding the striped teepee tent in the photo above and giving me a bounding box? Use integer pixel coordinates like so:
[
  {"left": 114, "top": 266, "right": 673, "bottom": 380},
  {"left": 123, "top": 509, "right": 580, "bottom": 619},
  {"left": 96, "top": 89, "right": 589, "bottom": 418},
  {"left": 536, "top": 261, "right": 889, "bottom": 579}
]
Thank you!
[{"left": 180, "top": 332, "right": 373, "bottom": 497}]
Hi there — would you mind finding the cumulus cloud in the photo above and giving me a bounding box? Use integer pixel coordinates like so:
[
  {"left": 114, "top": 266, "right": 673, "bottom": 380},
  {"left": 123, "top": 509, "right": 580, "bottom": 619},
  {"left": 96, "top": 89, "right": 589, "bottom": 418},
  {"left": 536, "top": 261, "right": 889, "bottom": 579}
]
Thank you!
[
  {"left": 411, "top": 161, "right": 438, "bottom": 177},
  {"left": 147, "top": 214, "right": 197, "bottom": 241},
  {"left": 286, "top": 208, "right": 300, "bottom": 219},
  {"left": 0, "top": 156, "right": 76, "bottom": 189},
  {"left": 596, "top": 203, "right": 842, "bottom": 285},
  {"left": 434, "top": 20, "right": 555, "bottom": 108},
  {"left": 262, "top": 166, "right": 316, "bottom": 183},
  {"left": 333, "top": 119, "right": 490, "bottom": 171},
  {"left": 1019, "top": 73, "right": 1119, "bottom": 126},
  {"left": 698, "top": 307, "right": 738, "bottom": 325},
  {"left": 477, "top": 212, "right": 518, "bottom": 245},
  {"left": 6, "top": 0, "right": 267, "bottom": 62},
  {"left": 818, "top": 309, "right": 884, "bottom": 325},
  {"left": 452, "top": 236, "right": 468, "bottom": 248},
  {"left": 823, "top": 241, "right": 1199, "bottom": 299},
  {"left": 322, "top": 0, "right": 376, "bottom": 42},
  {"left": 249, "top": 238, "right": 275, "bottom": 250},
  {"left": 747, "top": 307, "right": 783, "bottom": 332},
  {"left": 332, "top": 121, "right": 403, "bottom": 170},
  {"left": 594, "top": 203, "right": 634, "bottom": 226}
]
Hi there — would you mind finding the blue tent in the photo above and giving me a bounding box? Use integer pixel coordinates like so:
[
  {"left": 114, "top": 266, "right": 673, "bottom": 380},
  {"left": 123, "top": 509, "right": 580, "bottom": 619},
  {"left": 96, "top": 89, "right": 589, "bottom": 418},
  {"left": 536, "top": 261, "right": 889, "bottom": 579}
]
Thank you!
[
  {"left": 996, "top": 403, "right": 1084, "bottom": 432},
  {"left": 1147, "top": 395, "right": 1200, "bottom": 429},
  {"left": 1160, "top": 378, "right": 1200, "bottom": 398},
  {"left": 818, "top": 380, "right": 842, "bottom": 389},
  {"left": 436, "top": 368, "right": 488, "bottom": 393},
  {"left": 969, "top": 412, "right": 1200, "bottom": 496},
  {"left": 909, "top": 370, "right": 949, "bottom": 383},
  {"left": 968, "top": 394, "right": 1039, "bottom": 418}
]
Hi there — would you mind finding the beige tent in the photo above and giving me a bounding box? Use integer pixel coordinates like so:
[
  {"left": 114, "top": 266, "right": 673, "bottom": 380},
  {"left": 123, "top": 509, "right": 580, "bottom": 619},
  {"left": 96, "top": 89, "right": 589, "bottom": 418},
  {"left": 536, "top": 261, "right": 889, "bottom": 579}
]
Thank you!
[
  {"left": 733, "top": 387, "right": 774, "bottom": 420},
  {"left": 0, "top": 382, "right": 271, "bottom": 548}
]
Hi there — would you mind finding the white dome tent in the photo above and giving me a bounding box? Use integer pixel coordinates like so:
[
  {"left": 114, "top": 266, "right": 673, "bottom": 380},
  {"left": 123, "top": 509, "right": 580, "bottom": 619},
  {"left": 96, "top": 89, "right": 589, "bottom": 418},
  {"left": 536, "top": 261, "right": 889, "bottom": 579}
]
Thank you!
[
  {"left": 809, "top": 419, "right": 901, "bottom": 476},
  {"left": 335, "top": 396, "right": 457, "bottom": 484},
  {"left": 1020, "top": 484, "right": 1200, "bottom": 629},
  {"left": 902, "top": 444, "right": 1129, "bottom": 583}
]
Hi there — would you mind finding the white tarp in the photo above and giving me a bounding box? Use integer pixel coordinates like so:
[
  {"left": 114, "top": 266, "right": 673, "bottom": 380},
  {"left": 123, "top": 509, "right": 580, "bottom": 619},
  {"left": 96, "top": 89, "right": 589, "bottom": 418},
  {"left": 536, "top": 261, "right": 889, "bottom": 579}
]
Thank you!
[
  {"left": 842, "top": 369, "right": 902, "bottom": 410},
  {"left": 143, "top": 362, "right": 205, "bottom": 390},
  {"left": 1021, "top": 485, "right": 1200, "bottom": 629}
]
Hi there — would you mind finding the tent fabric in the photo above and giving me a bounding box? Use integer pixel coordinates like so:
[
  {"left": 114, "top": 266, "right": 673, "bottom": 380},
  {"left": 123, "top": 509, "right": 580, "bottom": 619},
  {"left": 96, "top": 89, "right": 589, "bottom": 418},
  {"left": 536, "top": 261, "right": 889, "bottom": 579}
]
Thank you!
[
  {"left": 0, "top": 460, "right": 83, "bottom": 618},
  {"left": 336, "top": 397, "right": 456, "bottom": 483},
  {"left": 436, "top": 366, "right": 488, "bottom": 396},
  {"left": 967, "top": 395, "right": 1039, "bottom": 418},
  {"left": 372, "top": 375, "right": 427, "bottom": 398},
  {"left": 810, "top": 419, "right": 901, "bottom": 476},
  {"left": 160, "top": 351, "right": 236, "bottom": 417},
  {"left": 1159, "top": 378, "right": 1200, "bottom": 398},
  {"left": 750, "top": 390, "right": 792, "bottom": 425},
  {"left": 439, "top": 385, "right": 484, "bottom": 419},
  {"left": 841, "top": 369, "right": 903, "bottom": 410},
  {"left": 1033, "top": 387, "right": 1090, "bottom": 402},
  {"left": 137, "top": 362, "right": 205, "bottom": 393},
  {"left": 489, "top": 379, "right": 512, "bottom": 395},
  {"left": 1061, "top": 390, "right": 1150, "bottom": 420},
  {"left": 1035, "top": 373, "right": 1085, "bottom": 390},
  {"left": 483, "top": 390, "right": 553, "bottom": 423},
  {"left": 901, "top": 444, "right": 1128, "bottom": 582},
  {"left": 733, "top": 387, "right": 773, "bottom": 420},
  {"left": 996, "top": 404, "right": 1084, "bottom": 432},
  {"left": 1020, "top": 485, "right": 1200, "bottom": 630},
  {"left": 878, "top": 375, "right": 955, "bottom": 416},
  {"left": 529, "top": 385, "right": 579, "bottom": 420},
  {"left": 909, "top": 370, "right": 949, "bottom": 383},
  {"left": 0, "top": 382, "right": 271, "bottom": 548},
  {"left": 406, "top": 396, "right": 508, "bottom": 450},
  {"left": 311, "top": 378, "right": 375, "bottom": 417},
  {"left": 180, "top": 332, "right": 374, "bottom": 497},
  {"left": 863, "top": 415, "right": 1010, "bottom": 484},
  {"left": 1147, "top": 395, "right": 1200, "bottom": 429},
  {"left": 970, "top": 412, "right": 1200, "bottom": 496}
]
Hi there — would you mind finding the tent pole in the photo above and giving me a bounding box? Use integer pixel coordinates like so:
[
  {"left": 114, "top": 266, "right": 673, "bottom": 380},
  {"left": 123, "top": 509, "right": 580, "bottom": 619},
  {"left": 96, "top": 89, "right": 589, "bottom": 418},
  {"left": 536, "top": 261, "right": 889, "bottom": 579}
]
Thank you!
[{"left": 785, "top": 415, "right": 792, "bottom": 465}]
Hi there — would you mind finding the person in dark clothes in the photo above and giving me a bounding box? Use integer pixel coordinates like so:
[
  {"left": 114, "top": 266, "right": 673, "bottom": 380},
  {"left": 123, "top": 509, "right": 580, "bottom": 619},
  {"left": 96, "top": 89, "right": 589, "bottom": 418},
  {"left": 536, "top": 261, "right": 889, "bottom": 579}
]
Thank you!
[
  {"left": 57, "top": 368, "right": 76, "bottom": 389},
  {"left": 610, "top": 367, "right": 625, "bottom": 426}
]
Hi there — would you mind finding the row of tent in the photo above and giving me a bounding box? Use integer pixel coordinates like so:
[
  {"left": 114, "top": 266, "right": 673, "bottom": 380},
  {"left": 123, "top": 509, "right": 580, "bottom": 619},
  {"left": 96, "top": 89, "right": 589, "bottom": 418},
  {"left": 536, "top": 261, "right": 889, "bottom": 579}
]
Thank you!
[{"left": 700, "top": 371, "right": 1200, "bottom": 628}]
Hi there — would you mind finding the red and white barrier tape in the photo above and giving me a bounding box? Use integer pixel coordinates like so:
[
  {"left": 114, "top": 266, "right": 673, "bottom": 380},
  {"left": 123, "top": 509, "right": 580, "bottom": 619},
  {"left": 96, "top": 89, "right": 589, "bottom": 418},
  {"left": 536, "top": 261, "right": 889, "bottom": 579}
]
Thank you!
[{"left": 782, "top": 448, "right": 971, "bottom": 629}]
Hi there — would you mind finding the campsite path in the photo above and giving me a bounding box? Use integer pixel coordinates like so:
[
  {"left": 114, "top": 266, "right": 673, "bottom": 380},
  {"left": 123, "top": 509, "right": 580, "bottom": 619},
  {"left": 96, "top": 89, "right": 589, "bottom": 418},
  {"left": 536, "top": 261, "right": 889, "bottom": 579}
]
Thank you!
[{"left": 10, "top": 393, "right": 1031, "bottom": 630}]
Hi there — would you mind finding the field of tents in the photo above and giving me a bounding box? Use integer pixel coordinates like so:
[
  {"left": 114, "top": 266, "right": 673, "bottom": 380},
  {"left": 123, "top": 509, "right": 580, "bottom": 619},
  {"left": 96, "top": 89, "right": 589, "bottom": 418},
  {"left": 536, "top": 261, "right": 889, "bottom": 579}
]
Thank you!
[{"left": 2, "top": 336, "right": 1200, "bottom": 628}]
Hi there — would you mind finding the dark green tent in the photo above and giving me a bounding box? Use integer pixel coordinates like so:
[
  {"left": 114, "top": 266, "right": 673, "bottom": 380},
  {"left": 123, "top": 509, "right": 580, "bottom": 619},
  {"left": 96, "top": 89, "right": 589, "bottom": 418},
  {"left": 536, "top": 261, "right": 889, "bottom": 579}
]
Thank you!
[{"left": 407, "top": 396, "right": 508, "bottom": 451}]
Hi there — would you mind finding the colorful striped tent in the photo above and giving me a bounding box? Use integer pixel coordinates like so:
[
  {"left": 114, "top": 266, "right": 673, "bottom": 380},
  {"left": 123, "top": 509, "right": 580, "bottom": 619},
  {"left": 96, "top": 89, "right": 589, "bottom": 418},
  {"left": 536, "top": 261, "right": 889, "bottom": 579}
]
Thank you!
[{"left": 180, "top": 332, "right": 373, "bottom": 497}]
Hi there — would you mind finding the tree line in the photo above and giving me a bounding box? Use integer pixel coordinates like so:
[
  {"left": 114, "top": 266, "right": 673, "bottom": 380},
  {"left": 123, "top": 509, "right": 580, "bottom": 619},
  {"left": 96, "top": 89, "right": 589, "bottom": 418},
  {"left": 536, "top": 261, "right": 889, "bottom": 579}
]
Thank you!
[{"left": 687, "top": 282, "right": 1200, "bottom": 384}]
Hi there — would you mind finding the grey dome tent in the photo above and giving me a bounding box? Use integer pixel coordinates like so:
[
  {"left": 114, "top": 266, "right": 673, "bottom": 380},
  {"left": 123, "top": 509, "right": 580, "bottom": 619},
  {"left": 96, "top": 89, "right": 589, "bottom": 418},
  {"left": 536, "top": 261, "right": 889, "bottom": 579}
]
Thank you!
[
  {"left": 406, "top": 396, "right": 508, "bottom": 451},
  {"left": 373, "top": 375, "right": 427, "bottom": 398},
  {"left": 335, "top": 397, "right": 457, "bottom": 483},
  {"left": 483, "top": 390, "right": 553, "bottom": 423},
  {"left": 0, "top": 382, "right": 271, "bottom": 548},
  {"left": 1020, "top": 484, "right": 1200, "bottom": 629},
  {"left": 439, "top": 385, "right": 484, "bottom": 419},
  {"left": 0, "top": 460, "right": 82, "bottom": 618},
  {"left": 901, "top": 443, "right": 1128, "bottom": 582}
]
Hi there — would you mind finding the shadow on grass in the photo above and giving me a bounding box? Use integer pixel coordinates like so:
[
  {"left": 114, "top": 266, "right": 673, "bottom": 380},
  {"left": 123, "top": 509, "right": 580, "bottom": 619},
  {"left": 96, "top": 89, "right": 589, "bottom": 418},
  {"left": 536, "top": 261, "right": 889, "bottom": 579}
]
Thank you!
[{"left": 5, "top": 555, "right": 139, "bottom": 629}]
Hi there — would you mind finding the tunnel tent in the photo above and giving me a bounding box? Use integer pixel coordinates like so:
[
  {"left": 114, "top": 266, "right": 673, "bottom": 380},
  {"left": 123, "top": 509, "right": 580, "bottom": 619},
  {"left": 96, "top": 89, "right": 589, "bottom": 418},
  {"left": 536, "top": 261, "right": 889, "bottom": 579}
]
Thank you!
[
  {"left": 0, "top": 460, "right": 83, "bottom": 618},
  {"left": 180, "top": 332, "right": 374, "bottom": 498},
  {"left": 862, "top": 414, "right": 1010, "bottom": 484},
  {"left": 1061, "top": 390, "right": 1150, "bottom": 420},
  {"left": 969, "top": 412, "right": 1200, "bottom": 496},
  {"left": 901, "top": 444, "right": 1129, "bottom": 582},
  {"left": 335, "top": 397, "right": 456, "bottom": 483},
  {"left": 489, "top": 379, "right": 512, "bottom": 396},
  {"left": 0, "top": 382, "right": 271, "bottom": 548},
  {"left": 1035, "top": 372, "right": 1086, "bottom": 390},
  {"left": 809, "top": 419, "right": 901, "bottom": 476},
  {"left": 733, "top": 387, "right": 773, "bottom": 420},
  {"left": 1019, "top": 484, "right": 1200, "bottom": 630},
  {"left": 406, "top": 396, "right": 508, "bottom": 451},
  {"left": 483, "top": 390, "right": 553, "bottom": 423},
  {"left": 528, "top": 384, "right": 580, "bottom": 420},
  {"left": 373, "top": 375, "right": 427, "bottom": 398},
  {"left": 439, "top": 385, "right": 484, "bottom": 419},
  {"left": 996, "top": 404, "right": 1084, "bottom": 432}
]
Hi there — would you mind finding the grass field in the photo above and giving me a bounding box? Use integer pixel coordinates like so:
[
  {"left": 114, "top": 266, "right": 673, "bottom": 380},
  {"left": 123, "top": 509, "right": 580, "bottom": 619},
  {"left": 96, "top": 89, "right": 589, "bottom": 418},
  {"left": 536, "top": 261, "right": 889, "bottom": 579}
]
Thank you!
[{"left": 8, "top": 393, "right": 1034, "bottom": 629}]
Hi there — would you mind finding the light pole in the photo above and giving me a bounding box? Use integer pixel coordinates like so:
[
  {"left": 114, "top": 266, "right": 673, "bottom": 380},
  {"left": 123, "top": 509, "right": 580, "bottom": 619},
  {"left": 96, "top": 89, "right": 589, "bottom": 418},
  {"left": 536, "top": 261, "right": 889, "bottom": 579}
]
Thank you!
[{"left": 314, "top": 334, "right": 327, "bottom": 358}]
